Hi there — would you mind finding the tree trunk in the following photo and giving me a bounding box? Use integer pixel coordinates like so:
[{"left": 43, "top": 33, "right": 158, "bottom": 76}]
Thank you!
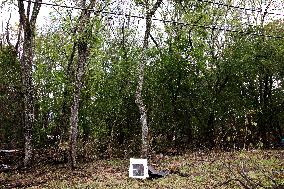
[
  {"left": 69, "top": 41, "right": 88, "bottom": 168},
  {"left": 136, "top": 45, "right": 149, "bottom": 158},
  {"left": 59, "top": 41, "right": 77, "bottom": 140},
  {"left": 135, "top": 0, "right": 163, "bottom": 158},
  {"left": 207, "top": 112, "right": 215, "bottom": 149},
  {"left": 184, "top": 110, "right": 192, "bottom": 145},
  {"left": 21, "top": 32, "right": 34, "bottom": 168},
  {"left": 69, "top": 0, "right": 96, "bottom": 168},
  {"left": 17, "top": 0, "right": 42, "bottom": 168}
]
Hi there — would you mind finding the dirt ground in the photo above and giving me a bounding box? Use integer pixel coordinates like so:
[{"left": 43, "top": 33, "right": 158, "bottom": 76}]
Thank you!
[{"left": 1, "top": 150, "right": 283, "bottom": 188}]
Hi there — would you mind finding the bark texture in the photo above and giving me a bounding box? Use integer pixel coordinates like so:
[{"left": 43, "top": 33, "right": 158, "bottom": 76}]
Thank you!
[
  {"left": 69, "top": 0, "right": 96, "bottom": 169},
  {"left": 17, "top": 0, "right": 42, "bottom": 168},
  {"left": 59, "top": 40, "right": 77, "bottom": 141},
  {"left": 135, "top": 0, "right": 163, "bottom": 158}
]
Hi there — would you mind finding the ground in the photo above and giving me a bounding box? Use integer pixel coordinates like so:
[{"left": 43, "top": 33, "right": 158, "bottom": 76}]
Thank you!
[{"left": 1, "top": 150, "right": 283, "bottom": 188}]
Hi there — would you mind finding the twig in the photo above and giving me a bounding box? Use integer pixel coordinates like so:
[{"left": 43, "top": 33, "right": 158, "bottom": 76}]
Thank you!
[
  {"left": 149, "top": 33, "right": 160, "bottom": 49},
  {"left": 251, "top": 160, "right": 280, "bottom": 187},
  {"left": 223, "top": 161, "right": 252, "bottom": 189}
]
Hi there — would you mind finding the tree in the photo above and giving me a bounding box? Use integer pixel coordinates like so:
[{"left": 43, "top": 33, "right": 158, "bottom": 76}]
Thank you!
[
  {"left": 69, "top": 0, "right": 97, "bottom": 169},
  {"left": 1, "top": 0, "right": 283, "bottom": 162},
  {"left": 135, "top": 0, "right": 163, "bottom": 158},
  {"left": 17, "top": 0, "right": 42, "bottom": 168}
]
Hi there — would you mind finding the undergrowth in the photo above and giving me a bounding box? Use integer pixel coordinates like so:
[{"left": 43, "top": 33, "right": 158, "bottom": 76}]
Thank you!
[{"left": 0, "top": 150, "right": 283, "bottom": 188}]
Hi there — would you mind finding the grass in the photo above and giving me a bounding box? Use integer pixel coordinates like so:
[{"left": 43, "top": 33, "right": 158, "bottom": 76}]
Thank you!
[{"left": 1, "top": 150, "right": 283, "bottom": 188}]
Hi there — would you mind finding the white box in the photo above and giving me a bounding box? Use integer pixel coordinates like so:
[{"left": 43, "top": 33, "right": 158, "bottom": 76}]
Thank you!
[{"left": 129, "top": 158, "right": 149, "bottom": 179}]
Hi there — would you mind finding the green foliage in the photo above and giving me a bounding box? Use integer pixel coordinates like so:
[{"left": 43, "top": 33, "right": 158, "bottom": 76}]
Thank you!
[
  {"left": 1, "top": 0, "right": 284, "bottom": 156},
  {"left": 0, "top": 45, "right": 23, "bottom": 148}
]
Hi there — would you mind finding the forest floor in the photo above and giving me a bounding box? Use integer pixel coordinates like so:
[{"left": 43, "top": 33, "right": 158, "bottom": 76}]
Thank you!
[{"left": 0, "top": 149, "right": 283, "bottom": 189}]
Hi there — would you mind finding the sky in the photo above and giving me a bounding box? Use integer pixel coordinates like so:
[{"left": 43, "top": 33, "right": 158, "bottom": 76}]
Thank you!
[
  {"left": 0, "top": 0, "right": 142, "bottom": 41},
  {"left": 1, "top": 1, "right": 51, "bottom": 29},
  {"left": 1, "top": 0, "right": 284, "bottom": 44},
  {"left": 1, "top": 0, "right": 52, "bottom": 44}
]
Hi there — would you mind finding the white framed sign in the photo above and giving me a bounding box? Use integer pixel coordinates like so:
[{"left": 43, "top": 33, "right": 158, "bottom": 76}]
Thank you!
[{"left": 129, "top": 158, "right": 149, "bottom": 179}]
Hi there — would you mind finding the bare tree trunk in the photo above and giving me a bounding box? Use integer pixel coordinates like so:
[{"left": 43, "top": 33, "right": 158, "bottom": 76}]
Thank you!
[
  {"left": 59, "top": 41, "right": 77, "bottom": 141},
  {"left": 135, "top": 0, "right": 163, "bottom": 158},
  {"left": 69, "top": 0, "right": 96, "bottom": 169},
  {"left": 20, "top": 33, "right": 34, "bottom": 167},
  {"left": 17, "top": 0, "right": 42, "bottom": 168},
  {"left": 69, "top": 41, "right": 88, "bottom": 168}
]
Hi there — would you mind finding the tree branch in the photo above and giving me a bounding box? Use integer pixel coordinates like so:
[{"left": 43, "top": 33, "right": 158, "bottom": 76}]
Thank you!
[
  {"left": 26, "top": 0, "right": 31, "bottom": 19},
  {"left": 30, "top": 0, "right": 42, "bottom": 29},
  {"left": 15, "top": 24, "right": 22, "bottom": 52},
  {"left": 149, "top": 33, "right": 159, "bottom": 49},
  {"left": 150, "top": 0, "right": 163, "bottom": 17},
  {"left": 18, "top": 0, "right": 27, "bottom": 27},
  {"left": 261, "top": 0, "right": 272, "bottom": 26},
  {"left": 5, "top": 13, "right": 12, "bottom": 46}
]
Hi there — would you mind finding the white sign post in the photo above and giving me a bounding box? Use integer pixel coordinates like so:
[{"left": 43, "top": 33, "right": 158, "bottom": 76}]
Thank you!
[{"left": 129, "top": 158, "right": 149, "bottom": 179}]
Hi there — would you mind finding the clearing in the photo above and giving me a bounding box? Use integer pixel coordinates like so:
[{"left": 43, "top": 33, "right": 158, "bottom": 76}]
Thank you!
[{"left": 1, "top": 150, "right": 283, "bottom": 188}]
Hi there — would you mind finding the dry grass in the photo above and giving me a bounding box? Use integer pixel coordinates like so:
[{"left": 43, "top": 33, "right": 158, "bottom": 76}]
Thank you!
[{"left": 1, "top": 150, "right": 283, "bottom": 188}]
